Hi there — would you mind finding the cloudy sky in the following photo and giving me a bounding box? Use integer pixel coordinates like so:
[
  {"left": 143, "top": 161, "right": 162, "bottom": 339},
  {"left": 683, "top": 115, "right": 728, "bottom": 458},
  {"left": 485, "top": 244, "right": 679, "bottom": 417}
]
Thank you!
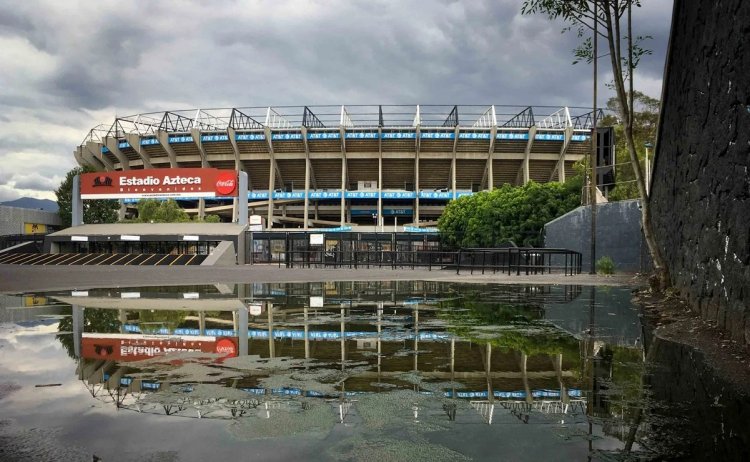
[{"left": 0, "top": 0, "right": 673, "bottom": 201}]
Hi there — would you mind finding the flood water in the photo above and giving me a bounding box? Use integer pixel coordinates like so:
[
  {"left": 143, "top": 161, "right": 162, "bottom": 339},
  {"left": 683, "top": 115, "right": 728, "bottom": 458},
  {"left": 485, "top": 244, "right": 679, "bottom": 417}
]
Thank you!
[{"left": 0, "top": 282, "right": 746, "bottom": 461}]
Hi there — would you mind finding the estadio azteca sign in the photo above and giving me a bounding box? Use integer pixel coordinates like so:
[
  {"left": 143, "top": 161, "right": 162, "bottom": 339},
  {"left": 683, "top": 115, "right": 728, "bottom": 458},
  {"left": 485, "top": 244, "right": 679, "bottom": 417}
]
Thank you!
[
  {"left": 81, "top": 168, "right": 238, "bottom": 199},
  {"left": 81, "top": 333, "right": 238, "bottom": 361}
]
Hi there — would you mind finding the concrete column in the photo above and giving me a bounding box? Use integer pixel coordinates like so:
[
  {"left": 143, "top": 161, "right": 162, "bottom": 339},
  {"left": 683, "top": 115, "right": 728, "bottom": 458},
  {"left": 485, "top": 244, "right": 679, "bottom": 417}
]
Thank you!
[
  {"left": 340, "top": 156, "right": 347, "bottom": 226},
  {"left": 451, "top": 157, "right": 457, "bottom": 200},
  {"left": 72, "top": 305, "right": 83, "bottom": 358},
  {"left": 199, "top": 311, "right": 206, "bottom": 335},
  {"left": 198, "top": 199, "right": 206, "bottom": 220},
  {"left": 304, "top": 306, "right": 310, "bottom": 359},
  {"left": 189, "top": 128, "right": 209, "bottom": 168},
  {"left": 265, "top": 128, "right": 276, "bottom": 229},
  {"left": 522, "top": 126, "right": 537, "bottom": 185},
  {"left": 85, "top": 141, "right": 114, "bottom": 171},
  {"left": 413, "top": 304, "right": 419, "bottom": 372},
  {"left": 72, "top": 175, "right": 83, "bottom": 226},
  {"left": 156, "top": 130, "right": 178, "bottom": 167},
  {"left": 267, "top": 303, "right": 275, "bottom": 358},
  {"left": 238, "top": 171, "right": 248, "bottom": 225},
  {"left": 340, "top": 306, "right": 346, "bottom": 371},
  {"left": 103, "top": 136, "right": 131, "bottom": 170},
  {"left": 119, "top": 309, "right": 127, "bottom": 333},
  {"left": 377, "top": 302, "right": 382, "bottom": 379},
  {"left": 226, "top": 127, "right": 243, "bottom": 172},
  {"left": 488, "top": 126, "right": 497, "bottom": 190},
  {"left": 124, "top": 133, "right": 153, "bottom": 169},
  {"left": 118, "top": 200, "right": 127, "bottom": 221},
  {"left": 485, "top": 343, "right": 493, "bottom": 403},
  {"left": 237, "top": 305, "right": 248, "bottom": 356},
  {"left": 553, "top": 126, "right": 574, "bottom": 182},
  {"left": 377, "top": 154, "right": 382, "bottom": 230},
  {"left": 414, "top": 128, "right": 420, "bottom": 224},
  {"left": 521, "top": 352, "right": 532, "bottom": 404},
  {"left": 304, "top": 156, "right": 310, "bottom": 229},
  {"left": 340, "top": 127, "right": 347, "bottom": 227}
]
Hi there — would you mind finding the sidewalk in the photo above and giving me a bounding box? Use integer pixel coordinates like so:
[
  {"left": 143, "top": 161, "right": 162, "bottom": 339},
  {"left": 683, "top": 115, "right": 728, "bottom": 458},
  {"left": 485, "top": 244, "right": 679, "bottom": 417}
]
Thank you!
[{"left": 0, "top": 264, "right": 637, "bottom": 293}]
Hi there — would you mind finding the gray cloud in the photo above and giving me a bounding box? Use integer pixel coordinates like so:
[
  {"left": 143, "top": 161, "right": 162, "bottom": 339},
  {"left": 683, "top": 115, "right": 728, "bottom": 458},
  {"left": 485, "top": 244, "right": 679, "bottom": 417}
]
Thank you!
[
  {"left": 11, "top": 173, "right": 60, "bottom": 192},
  {"left": 0, "top": 0, "right": 674, "bottom": 200}
]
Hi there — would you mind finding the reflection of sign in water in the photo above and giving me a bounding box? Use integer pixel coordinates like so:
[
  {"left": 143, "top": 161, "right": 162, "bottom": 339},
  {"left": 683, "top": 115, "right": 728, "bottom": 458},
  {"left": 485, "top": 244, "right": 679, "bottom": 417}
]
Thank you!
[
  {"left": 249, "top": 303, "right": 263, "bottom": 316},
  {"left": 23, "top": 295, "right": 48, "bottom": 307},
  {"left": 81, "top": 333, "right": 238, "bottom": 361}
]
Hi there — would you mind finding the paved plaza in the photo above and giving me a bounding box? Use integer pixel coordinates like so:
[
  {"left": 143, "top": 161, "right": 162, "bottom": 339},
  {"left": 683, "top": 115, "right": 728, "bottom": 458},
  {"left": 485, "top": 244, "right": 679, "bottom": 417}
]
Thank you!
[{"left": 0, "top": 264, "right": 634, "bottom": 293}]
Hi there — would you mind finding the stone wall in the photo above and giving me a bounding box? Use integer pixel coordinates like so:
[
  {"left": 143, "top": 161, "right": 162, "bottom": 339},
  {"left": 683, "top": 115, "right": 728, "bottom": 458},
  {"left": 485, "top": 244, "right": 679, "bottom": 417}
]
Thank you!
[
  {"left": 0, "top": 206, "right": 62, "bottom": 235},
  {"left": 544, "top": 200, "right": 649, "bottom": 273},
  {"left": 650, "top": 0, "right": 750, "bottom": 342}
]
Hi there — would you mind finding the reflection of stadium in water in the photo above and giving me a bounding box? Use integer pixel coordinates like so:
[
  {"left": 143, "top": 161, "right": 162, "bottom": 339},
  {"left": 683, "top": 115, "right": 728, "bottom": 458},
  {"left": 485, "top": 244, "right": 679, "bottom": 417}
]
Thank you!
[{"left": 54, "top": 282, "right": 631, "bottom": 428}]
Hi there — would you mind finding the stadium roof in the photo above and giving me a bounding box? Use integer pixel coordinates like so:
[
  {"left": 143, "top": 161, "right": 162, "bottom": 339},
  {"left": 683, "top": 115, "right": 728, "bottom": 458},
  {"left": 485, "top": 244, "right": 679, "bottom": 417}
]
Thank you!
[{"left": 81, "top": 105, "right": 605, "bottom": 146}]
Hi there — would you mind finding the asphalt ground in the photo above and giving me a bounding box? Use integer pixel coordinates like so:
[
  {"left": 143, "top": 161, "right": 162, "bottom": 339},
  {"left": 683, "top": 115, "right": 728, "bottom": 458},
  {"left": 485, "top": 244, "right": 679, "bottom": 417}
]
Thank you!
[{"left": 0, "top": 263, "right": 636, "bottom": 293}]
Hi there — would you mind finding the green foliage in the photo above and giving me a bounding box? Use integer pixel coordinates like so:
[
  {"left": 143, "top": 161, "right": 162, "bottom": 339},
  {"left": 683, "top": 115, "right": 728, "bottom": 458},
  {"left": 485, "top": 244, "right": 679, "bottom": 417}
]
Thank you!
[
  {"left": 596, "top": 256, "right": 615, "bottom": 275},
  {"left": 201, "top": 214, "right": 221, "bottom": 223},
  {"left": 601, "top": 91, "right": 659, "bottom": 201},
  {"left": 57, "top": 307, "right": 121, "bottom": 359},
  {"left": 437, "top": 179, "right": 582, "bottom": 249},
  {"left": 56, "top": 166, "right": 119, "bottom": 227},
  {"left": 124, "top": 198, "right": 223, "bottom": 223},
  {"left": 129, "top": 198, "right": 191, "bottom": 223},
  {"left": 475, "top": 329, "right": 581, "bottom": 358},
  {"left": 137, "top": 310, "right": 188, "bottom": 333},
  {"left": 437, "top": 288, "right": 580, "bottom": 358}
]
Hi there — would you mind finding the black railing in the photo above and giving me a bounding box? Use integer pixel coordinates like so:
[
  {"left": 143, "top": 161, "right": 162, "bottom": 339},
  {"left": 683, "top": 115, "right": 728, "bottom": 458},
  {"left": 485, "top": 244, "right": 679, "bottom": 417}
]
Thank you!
[
  {"left": 280, "top": 247, "right": 582, "bottom": 276},
  {"left": 455, "top": 248, "right": 582, "bottom": 276},
  {"left": 280, "top": 249, "right": 452, "bottom": 271},
  {"left": 0, "top": 233, "right": 48, "bottom": 251}
]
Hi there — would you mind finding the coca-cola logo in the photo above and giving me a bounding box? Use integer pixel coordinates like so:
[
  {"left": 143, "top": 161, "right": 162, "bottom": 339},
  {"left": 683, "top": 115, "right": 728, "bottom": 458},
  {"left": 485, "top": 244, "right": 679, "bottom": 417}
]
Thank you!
[
  {"left": 215, "top": 171, "right": 237, "bottom": 195},
  {"left": 215, "top": 338, "right": 237, "bottom": 356}
]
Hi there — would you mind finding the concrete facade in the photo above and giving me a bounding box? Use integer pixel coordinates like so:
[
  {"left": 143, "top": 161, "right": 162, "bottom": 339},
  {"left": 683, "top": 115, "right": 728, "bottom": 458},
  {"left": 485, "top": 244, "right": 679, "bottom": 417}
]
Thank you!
[
  {"left": 544, "top": 200, "right": 649, "bottom": 273},
  {"left": 45, "top": 222, "right": 247, "bottom": 264},
  {"left": 650, "top": 0, "right": 750, "bottom": 342},
  {"left": 77, "top": 105, "right": 600, "bottom": 230},
  {"left": 0, "top": 205, "right": 62, "bottom": 236}
]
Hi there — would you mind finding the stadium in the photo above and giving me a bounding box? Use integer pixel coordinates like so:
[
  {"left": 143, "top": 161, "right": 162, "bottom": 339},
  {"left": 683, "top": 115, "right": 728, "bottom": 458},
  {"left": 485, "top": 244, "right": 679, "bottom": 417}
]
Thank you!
[{"left": 75, "top": 104, "right": 611, "bottom": 230}]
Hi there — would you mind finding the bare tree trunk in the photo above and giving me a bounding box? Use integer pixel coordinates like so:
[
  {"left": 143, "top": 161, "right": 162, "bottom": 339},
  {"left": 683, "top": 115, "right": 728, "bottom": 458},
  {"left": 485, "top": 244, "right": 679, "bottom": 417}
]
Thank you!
[{"left": 603, "top": 2, "right": 670, "bottom": 289}]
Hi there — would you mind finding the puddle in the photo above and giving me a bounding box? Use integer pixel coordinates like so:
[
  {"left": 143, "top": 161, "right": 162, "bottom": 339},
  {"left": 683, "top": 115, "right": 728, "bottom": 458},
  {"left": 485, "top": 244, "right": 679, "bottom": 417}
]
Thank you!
[{"left": 0, "top": 282, "right": 746, "bottom": 460}]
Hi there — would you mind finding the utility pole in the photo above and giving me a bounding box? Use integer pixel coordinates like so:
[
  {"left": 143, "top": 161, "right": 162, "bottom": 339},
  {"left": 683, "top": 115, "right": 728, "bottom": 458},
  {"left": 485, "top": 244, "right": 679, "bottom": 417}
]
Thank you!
[{"left": 589, "top": 0, "right": 598, "bottom": 274}]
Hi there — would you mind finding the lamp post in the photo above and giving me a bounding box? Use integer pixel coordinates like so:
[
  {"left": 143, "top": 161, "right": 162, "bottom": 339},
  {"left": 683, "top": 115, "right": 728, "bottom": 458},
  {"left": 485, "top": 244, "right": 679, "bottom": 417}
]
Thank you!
[
  {"left": 372, "top": 212, "right": 378, "bottom": 231},
  {"left": 644, "top": 142, "right": 653, "bottom": 196}
]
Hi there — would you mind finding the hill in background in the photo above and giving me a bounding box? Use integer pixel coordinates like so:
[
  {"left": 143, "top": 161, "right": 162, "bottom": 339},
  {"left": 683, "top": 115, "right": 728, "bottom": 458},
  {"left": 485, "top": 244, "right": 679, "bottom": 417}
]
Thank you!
[{"left": 0, "top": 197, "right": 59, "bottom": 213}]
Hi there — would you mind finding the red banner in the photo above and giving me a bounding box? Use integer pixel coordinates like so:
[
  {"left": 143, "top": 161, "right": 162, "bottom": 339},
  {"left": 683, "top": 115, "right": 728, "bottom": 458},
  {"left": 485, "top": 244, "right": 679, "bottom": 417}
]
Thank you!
[
  {"left": 81, "top": 334, "right": 238, "bottom": 361},
  {"left": 80, "top": 168, "right": 238, "bottom": 199}
]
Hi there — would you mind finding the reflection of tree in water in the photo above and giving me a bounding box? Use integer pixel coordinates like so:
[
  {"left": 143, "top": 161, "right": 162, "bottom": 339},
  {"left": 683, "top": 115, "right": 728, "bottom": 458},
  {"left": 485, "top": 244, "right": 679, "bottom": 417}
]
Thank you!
[
  {"left": 439, "top": 288, "right": 544, "bottom": 326},
  {"left": 438, "top": 287, "right": 578, "bottom": 355},
  {"left": 56, "top": 306, "right": 122, "bottom": 359},
  {"left": 135, "top": 310, "right": 188, "bottom": 333}
]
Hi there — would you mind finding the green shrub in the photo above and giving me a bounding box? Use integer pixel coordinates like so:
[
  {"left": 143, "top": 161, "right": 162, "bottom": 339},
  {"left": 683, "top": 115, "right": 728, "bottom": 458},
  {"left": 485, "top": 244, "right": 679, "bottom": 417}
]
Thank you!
[{"left": 596, "top": 256, "right": 615, "bottom": 275}]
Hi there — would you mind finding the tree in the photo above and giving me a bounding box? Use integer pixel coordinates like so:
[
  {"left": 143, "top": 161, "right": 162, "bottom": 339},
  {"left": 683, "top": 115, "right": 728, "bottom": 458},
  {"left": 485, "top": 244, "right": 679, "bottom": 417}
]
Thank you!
[
  {"left": 521, "top": 0, "right": 670, "bottom": 289},
  {"left": 437, "top": 179, "right": 582, "bottom": 249},
  {"left": 602, "top": 91, "right": 659, "bottom": 201},
  {"left": 131, "top": 198, "right": 191, "bottom": 223},
  {"left": 56, "top": 166, "right": 119, "bottom": 227}
]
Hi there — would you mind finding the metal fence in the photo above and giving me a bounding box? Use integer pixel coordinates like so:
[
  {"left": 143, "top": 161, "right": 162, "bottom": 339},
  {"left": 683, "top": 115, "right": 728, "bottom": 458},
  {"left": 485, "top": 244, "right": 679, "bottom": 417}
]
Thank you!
[
  {"left": 0, "top": 233, "right": 47, "bottom": 251},
  {"left": 455, "top": 248, "right": 582, "bottom": 276},
  {"left": 278, "top": 247, "right": 582, "bottom": 276},
  {"left": 248, "top": 232, "right": 581, "bottom": 275}
]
